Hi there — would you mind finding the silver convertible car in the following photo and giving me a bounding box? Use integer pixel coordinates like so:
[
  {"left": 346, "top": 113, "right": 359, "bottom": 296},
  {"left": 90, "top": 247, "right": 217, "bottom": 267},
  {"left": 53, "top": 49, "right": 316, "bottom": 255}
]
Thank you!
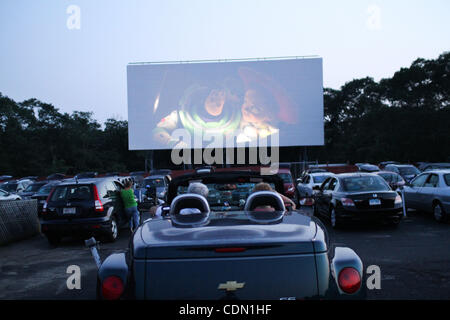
[
  {"left": 403, "top": 169, "right": 450, "bottom": 222},
  {"left": 88, "top": 170, "right": 365, "bottom": 300}
]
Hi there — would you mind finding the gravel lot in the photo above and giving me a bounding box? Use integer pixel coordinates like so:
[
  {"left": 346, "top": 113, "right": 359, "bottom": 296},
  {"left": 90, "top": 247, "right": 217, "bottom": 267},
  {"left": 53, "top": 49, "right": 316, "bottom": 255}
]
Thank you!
[{"left": 1, "top": 208, "right": 449, "bottom": 300}]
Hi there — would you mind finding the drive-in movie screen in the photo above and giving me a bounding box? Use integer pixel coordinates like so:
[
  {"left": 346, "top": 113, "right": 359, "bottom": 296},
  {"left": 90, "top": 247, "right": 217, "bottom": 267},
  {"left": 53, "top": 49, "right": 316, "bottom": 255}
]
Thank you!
[
  {"left": 128, "top": 58, "right": 323, "bottom": 149},
  {"left": 1, "top": 0, "right": 450, "bottom": 316}
]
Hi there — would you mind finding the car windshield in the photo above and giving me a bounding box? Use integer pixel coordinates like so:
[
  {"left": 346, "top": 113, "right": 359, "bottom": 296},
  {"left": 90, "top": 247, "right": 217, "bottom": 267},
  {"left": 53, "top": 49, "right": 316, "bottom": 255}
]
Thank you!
[
  {"left": 278, "top": 173, "right": 292, "bottom": 183},
  {"left": 1, "top": 183, "right": 18, "bottom": 192},
  {"left": 144, "top": 178, "right": 165, "bottom": 188},
  {"left": 342, "top": 176, "right": 390, "bottom": 192},
  {"left": 37, "top": 185, "right": 54, "bottom": 195},
  {"left": 24, "top": 183, "right": 44, "bottom": 192},
  {"left": 50, "top": 185, "right": 93, "bottom": 201},
  {"left": 312, "top": 175, "right": 330, "bottom": 183},
  {"left": 444, "top": 174, "right": 450, "bottom": 187},
  {"left": 378, "top": 173, "right": 393, "bottom": 183},
  {"left": 177, "top": 182, "right": 275, "bottom": 212},
  {"left": 399, "top": 166, "right": 420, "bottom": 176}
]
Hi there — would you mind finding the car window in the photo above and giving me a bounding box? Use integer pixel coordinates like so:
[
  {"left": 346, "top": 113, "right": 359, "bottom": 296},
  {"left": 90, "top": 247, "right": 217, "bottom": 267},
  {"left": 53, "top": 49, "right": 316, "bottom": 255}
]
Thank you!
[
  {"left": 37, "top": 185, "right": 54, "bottom": 195},
  {"left": 424, "top": 174, "right": 439, "bottom": 188},
  {"left": 0, "top": 189, "right": 6, "bottom": 196},
  {"left": 411, "top": 174, "right": 428, "bottom": 187},
  {"left": 399, "top": 166, "right": 420, "bottom": 176},
  {"left": 327, "top": 178, "right": 337, "bottom": 191},
  {"left": 278, "top": 173, "right": 293, "bottom": 183},
  {"left": 444, "top": 174, "right": 450, "bottom": 187},
  {"left": 312, "top": 174, "right": 330, "bottom": 184},
  {"left": 104, "top": 181, "right": 118, "bottom": 197},
  {"left": 176, "top": 182, "right": 269, "bottom": 211},
  {"left": 341, "top": 176, "right": 390, "bottom": 192},
  {"left": 50, "top": 185, "right": 93, "bottom": 201},
  {"left": 321, "top": 178, "right": 332, "bottom": 190}
]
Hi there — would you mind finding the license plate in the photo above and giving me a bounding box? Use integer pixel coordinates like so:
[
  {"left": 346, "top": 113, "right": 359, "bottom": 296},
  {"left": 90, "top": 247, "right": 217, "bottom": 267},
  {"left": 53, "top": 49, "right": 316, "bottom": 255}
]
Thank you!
[
  {"left": 369, "top": 199, "right": 381, "bottom": 206},
  {"left": 63, "top": 207, "right": 76, "bottom": 214}
]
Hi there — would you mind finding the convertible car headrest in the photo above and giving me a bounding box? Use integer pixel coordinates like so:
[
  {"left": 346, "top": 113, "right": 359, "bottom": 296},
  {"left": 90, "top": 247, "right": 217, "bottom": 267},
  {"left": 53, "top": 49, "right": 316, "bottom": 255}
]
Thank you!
[
  {"left": 244, "top": 191, "right": 286, "bottom": 212},
  {"left": 170, "top": 193, "right": 210, "bottom": 226}
]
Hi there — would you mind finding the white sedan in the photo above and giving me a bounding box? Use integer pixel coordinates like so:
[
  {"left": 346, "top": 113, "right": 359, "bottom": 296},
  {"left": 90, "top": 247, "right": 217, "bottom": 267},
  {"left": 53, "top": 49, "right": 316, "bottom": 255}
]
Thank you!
[
  {"left": 296, "top": 172, "right": 335, "bottom": 205},
  {"left": 0, "top": 188, "right": 21, "bottom": 201}
]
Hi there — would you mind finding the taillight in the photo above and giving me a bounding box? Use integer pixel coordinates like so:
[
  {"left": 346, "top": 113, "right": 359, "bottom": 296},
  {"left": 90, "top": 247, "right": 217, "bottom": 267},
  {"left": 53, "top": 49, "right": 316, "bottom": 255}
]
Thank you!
[
  {"left": 341, "top": 198, "right": 355, "bottom": 207},
  {"left": 93, "top": 185, "right": 104, "bottom": 212},
  {"left": 42, "top": 188, "right": 55, "bottom": 214},
  {"left": 101, "top": 276, "right": 124, "bottom": 300},
  {"left": 338, "top": 267, "right": 361, "bottom": 294}
]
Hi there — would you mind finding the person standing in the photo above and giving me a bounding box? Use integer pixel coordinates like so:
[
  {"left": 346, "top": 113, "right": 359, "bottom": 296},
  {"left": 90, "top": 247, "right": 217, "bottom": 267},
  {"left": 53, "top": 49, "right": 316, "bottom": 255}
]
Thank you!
[{"left": 121, "top": 179, "right": 140, "bottom": 232}]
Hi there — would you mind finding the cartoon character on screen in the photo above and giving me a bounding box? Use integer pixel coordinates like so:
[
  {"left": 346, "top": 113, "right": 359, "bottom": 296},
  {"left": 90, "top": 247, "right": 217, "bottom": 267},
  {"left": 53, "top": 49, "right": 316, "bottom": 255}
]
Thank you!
[
  {"left": 152, "top": 80, "right": 242, "bottom": 148},
  {"left": 236, "top": 67, "right": 299, "bottom": 143}
]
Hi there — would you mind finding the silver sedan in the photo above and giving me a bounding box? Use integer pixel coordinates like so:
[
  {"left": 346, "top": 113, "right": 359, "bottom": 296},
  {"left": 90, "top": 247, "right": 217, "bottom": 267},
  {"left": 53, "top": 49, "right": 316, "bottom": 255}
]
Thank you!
[{"left": 403, "top": 170, "right": 450, "bottom": 222}]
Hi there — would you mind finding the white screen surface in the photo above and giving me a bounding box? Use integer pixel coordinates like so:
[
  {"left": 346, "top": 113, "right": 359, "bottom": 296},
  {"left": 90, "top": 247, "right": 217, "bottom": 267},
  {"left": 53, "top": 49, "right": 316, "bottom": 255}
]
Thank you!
[{"left": 127, "top": 57, "right": 324, "bottom": 150}]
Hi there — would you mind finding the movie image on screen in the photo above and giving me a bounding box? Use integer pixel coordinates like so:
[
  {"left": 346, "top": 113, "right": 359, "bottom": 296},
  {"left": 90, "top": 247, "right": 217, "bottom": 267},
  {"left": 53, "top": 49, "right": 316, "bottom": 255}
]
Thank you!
[{"left": 127, "top": 57, "right": 324, "bottom": 150}]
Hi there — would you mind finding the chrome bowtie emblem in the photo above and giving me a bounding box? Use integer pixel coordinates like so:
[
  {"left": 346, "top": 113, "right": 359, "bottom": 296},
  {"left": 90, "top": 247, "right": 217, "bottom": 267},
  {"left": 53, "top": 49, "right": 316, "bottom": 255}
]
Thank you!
[{"left": 218, "top": 281, "right": 245, "bottom": 292}]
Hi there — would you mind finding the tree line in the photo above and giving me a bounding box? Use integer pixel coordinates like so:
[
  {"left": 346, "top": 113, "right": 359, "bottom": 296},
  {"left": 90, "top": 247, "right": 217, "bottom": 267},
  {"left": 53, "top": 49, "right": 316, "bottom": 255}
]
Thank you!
[{"left": 0, "top": 52, "right": 449, "bottom": 177}]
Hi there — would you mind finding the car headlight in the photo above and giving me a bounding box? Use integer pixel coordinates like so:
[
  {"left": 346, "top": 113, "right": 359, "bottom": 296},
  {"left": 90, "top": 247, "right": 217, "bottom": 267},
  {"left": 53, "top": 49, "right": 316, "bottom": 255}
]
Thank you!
[{"left": 395, "top": 195, "right": 403, "bottom": 205}]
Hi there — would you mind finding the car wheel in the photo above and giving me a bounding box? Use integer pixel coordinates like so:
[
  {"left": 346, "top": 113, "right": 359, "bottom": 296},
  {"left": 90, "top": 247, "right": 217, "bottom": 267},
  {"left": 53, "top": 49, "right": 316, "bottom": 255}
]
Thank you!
[
  {"left": 330, "top": 207, "right": 340, "bottom": 229},
  {"left": 433, "top": 202, "right": 446, "bottom": 223},
  {"left": 104, "top": 215, "right": 119, "bottom": 242}
]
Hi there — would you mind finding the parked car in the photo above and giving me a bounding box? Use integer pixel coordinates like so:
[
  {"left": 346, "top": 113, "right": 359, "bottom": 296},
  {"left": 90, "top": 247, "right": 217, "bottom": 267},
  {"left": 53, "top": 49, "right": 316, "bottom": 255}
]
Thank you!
[
  {"left": 375, "top": 171, "right": 406, "bottom": 192},
  {"left": 18, "top": 181, "right": 49, "bottom": 200},
  {"left": 40, "top": 177, "right": 128, "bottom": 244},
  {"left": 378, "top": 161, "right": 400, "bottom": 170},
  {"left": 0, "top": 175, "right": 13, "bottom": 183},
  {"left": 313, "top": 173, "right": 403, "bottom": 228},
  {"left": 402, "top": 170, "right": 450, "bottom": 222},
  {"left": 420, "top": 163, "right": 450, "bottom": 172},
  {"left": 277, "top": 168, "right": 296, "bottom": 199},
  {"left": 91, "top": 170, "right": 365, "bottom": 300},
  {"left": 31, "top": 181, "right": 62, "bottom": 216},
  {"left": 384, "top": 164, "right": 420, "bottom": 183},
  {"left": 74, "top": 172, "right": 98, "bottom": 179},
  {"left": 0, "top": 188, "right": 21, "bottom": 201},
  {"left": 0, "top": 179, "right": 34, "bottom": 194},
  {"left": 356, "top": 163, "right": 380, "bottom": 173},
  {"left": 297, "top": 172, "right": 335, "bottom": 206},
  {"left": 47, "top": 173, "right": 68, "bottom": 180}
]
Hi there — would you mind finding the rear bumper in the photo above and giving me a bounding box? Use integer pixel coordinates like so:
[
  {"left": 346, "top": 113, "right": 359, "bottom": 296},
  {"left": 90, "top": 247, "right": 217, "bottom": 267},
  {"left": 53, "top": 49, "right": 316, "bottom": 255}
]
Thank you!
[
  {"left": 40, "top": 216, "right": 111, "bottom": 235},
  {"left": 336, "top": 206, "right": 403, "bottom": 221}
]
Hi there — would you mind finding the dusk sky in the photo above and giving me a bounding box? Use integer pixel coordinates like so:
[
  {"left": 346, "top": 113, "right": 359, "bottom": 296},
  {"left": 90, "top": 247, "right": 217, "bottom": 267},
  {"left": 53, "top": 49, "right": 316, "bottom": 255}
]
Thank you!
[{"left": 1, "top": 0, "right": 449, "bottom": 124}]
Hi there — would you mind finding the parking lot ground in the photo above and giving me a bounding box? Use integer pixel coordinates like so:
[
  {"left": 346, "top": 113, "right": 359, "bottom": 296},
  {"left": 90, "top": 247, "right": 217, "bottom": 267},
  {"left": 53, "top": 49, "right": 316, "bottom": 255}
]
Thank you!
[{"left": 0, "top": 208, "right": 450, "bottom": 299}]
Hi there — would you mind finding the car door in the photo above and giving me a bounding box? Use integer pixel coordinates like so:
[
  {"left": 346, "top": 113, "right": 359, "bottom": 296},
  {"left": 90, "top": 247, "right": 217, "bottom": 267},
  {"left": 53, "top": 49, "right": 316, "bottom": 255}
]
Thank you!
[
  {"left": 315, "top": 177, "right": 331, "bottom": 216},
  {"left": 325, "top": 178, "right": 338, "bottom": 209},
  {"left": 403, "top": 173, "right": 428, "bottom": 209},
  {"left": 419, "top": 174, "right": 439, "bottom": 213}
]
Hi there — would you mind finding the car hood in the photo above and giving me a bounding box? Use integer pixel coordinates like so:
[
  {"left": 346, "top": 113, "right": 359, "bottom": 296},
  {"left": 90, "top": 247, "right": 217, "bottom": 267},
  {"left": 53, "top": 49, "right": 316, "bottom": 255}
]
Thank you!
[{"left": 134, "top": 212, "right": 323, "bottom": 259}]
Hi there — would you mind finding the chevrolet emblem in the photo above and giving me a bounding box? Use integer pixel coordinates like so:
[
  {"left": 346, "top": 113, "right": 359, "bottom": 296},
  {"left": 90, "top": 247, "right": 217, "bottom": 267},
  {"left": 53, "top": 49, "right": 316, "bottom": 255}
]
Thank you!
[{"left": 218, "top": 281, "right": 245, "bottom": 292}]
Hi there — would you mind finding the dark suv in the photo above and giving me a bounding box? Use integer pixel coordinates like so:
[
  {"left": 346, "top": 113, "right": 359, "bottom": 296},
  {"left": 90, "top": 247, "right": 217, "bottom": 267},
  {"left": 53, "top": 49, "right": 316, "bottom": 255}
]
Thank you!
[{"left": 40, "top": 177, "right": 126, "bottom": 245}]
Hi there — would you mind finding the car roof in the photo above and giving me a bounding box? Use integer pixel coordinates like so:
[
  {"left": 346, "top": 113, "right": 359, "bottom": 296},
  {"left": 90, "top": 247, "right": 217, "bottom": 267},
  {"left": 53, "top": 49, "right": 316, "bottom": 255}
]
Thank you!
[
  {"left": 424, "top": 169, "right": 450, "bottom": 175},
  {"left": 145, "top": 175, "right": 166, "bottom": 179},
  {"left": 310, "top": 172, "right": 334, "bottom": 177},
  {"left": 334, "top": 172, "right": 379, "bottom": 179},
  {"left": 57, "top": 177, "right": 116, "bottom": 186},
  {"left": 387, "top": 164, "right": 416, "bottom": 168},
  {"left": 376, "top": 171, "right": 399, "bottom": 175}
]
